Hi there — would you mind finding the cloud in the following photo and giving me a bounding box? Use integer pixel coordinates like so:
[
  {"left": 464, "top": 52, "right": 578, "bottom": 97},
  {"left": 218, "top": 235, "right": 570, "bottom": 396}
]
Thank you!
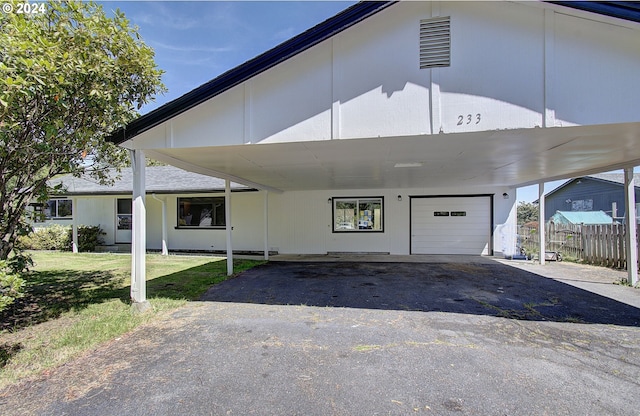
[{"left": 151, "top": 41, "right": 233, "bottom": 54}]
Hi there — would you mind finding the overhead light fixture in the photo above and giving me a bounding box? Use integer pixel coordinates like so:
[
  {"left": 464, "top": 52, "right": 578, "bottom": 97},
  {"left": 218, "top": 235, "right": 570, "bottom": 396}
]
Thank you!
[
  {"left": 502, "top": 193, "right": 509, "bottom": 199},
  {"left": 394, "top": 162, "right": 423, "bottom": 168}
]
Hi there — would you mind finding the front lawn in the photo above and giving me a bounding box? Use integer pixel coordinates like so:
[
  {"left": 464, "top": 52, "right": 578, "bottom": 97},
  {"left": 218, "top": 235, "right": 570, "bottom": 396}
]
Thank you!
[{"left": 0, "top": 251, "right": 263, "bottom": 389}]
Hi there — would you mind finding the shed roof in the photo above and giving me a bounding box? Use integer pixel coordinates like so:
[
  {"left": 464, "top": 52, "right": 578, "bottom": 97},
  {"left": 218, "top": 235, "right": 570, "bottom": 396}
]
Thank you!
[
  {"left": 49, "top": 166, "right": 251, "bottom": 196},
  {"left": 551, "top": 210, "right": 615, "bottom": 224}
]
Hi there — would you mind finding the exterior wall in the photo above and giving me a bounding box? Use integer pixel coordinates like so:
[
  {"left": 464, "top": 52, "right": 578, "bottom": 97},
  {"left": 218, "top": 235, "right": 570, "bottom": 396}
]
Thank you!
[
  {"left": 544, "top": 179, "right": 640, "bottom": 221},
  {"left": 128, "top": 1, "right": 640, "bottom": 151},
  {"left": 37, "top": 186, "right": 516, "bottom": 256},
  {"left": 268, "top": 186, "right": 516, "bottom": 256},
  {"left": 35, "top": 196, "right": 118, "bottom": 244},
  {"left": 147, "top": 192, "right": 265, "bottom": 252}
]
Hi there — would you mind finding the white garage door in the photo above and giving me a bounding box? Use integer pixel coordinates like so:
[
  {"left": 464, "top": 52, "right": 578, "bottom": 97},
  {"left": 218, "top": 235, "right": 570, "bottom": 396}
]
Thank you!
[{"left": 411, "top": 196, "right": 491, "bottom": 255}]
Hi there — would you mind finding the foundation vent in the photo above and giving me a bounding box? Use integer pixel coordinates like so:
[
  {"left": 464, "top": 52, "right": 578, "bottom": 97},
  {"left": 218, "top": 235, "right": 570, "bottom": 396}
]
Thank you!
[{"left": 420, "top": 16, "right": 451, "bottom": 69}]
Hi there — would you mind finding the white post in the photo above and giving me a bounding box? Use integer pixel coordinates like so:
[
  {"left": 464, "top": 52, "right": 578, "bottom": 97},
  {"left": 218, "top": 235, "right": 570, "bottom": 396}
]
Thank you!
[
  {"left": 130, "top": 149, "right": 148, "bottom": 308},
  {"left": 624, "top": 168, "right": 638, "bottom": 286},
  {"left": 151, "top": 194, "right": 168, "bottom": 256},
  {"left": 225, "top": 179, "right": 233, "bottom": 276},
  {"left": 538, "top": 182, "right": 546, "bottom": 265},
  {"left": 71, "top": 197, "right": 78, "bottom": 253},
  {"left": 263, "top": 190, "right": 269, "bottom": 261}
]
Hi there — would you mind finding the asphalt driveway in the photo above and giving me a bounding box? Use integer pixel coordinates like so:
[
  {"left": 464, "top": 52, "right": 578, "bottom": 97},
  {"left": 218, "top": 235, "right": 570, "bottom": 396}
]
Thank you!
[
  {"left": 201, "top": 260, "right": 640, "bottom": 326},
  {"left": 2, "top": 258, "right": 639, "bottom": 415}
]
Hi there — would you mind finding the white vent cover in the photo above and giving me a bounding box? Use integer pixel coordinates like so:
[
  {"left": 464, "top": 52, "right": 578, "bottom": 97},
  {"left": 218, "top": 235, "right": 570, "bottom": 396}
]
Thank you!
[{"left": 420, "top": 16, "right": 451, "bottom": 69}]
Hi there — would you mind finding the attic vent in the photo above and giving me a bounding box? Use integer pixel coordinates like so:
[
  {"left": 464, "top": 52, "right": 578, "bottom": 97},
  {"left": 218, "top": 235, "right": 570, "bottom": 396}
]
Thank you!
[{"left": 420, "top": 16, "right": 451, "bottom": 69}]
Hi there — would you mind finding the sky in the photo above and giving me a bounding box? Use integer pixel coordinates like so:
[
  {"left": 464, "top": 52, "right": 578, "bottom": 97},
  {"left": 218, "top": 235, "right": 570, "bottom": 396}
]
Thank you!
[
  {"left": 99, "top": 1, "right": 356, "bottom": 112},
  {"left": 95, "top": 1, "right": 628, "bottom": 203}
]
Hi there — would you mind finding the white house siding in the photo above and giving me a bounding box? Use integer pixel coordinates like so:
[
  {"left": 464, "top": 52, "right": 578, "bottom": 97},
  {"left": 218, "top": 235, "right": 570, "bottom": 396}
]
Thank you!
[
  {"left": 37, "top": 185, "right": 515, "bottom": 256},
  {"left": 38, "top": 197, "right": 117, "bottom": 244},
  {"left": 553, "top": 13, "right": 640, "bottom": 126},
  {"left": 268, "top": 186, "right": 515, "bottom": 256},
  {"left": 151, "top": 192, "right": 265, "bottom": 252},
  {"left": 126, "top": 1, "right": 640, "bottom": 153}
]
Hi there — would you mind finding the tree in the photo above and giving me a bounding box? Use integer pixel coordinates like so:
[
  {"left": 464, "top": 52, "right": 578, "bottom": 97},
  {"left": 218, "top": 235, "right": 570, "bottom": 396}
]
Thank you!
[
  {"left": 517, "top": 201, "right": 539, "bottom": 225},
  {"left": 0, "top": 1, "right": 165, "bottom": 267}
]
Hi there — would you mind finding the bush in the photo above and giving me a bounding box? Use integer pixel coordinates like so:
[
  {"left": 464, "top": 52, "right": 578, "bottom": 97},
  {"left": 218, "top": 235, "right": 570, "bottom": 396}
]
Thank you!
[
  {"left": 18, "top": 224, "right": 106, "bottom": 252},
  {"left": 73, "top": 225, "right": 106, "bottom": 252},
  {"left": 0, "top": 260, "right": 25, "bottom": 313},
  {"left": 19, "top": 224, "right": 70, "bottom": 251}
]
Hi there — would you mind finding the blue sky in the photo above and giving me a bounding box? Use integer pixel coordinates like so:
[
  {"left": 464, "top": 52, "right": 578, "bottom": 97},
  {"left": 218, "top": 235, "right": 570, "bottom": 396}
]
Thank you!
[
  {"left": 99, "top": 1, "right": 355, "bottom": 112},
  {"left": 96, "top": 1, "right": 627, "bottom": 203}
]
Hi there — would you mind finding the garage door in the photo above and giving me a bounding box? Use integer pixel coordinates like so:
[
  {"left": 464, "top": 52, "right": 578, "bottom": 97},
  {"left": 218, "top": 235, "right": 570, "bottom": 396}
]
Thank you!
[{"left": 411, "top": 196, "right": 491, "bottom": 255}]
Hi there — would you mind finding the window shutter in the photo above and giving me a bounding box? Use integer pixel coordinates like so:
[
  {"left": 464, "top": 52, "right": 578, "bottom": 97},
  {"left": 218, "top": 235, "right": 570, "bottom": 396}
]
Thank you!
[{"left": 420, "top": 16, "right": 451, "bottom": 69}]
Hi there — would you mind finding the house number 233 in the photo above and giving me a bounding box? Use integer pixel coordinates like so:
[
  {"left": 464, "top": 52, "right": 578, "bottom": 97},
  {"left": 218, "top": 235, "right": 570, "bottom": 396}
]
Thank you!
[{"left": 457, "top": 114, "right": 481, "bottom": 125}]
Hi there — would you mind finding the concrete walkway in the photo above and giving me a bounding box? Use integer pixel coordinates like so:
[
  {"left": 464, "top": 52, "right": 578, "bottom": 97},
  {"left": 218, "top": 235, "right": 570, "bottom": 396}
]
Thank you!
[{"left": 1, "top": 258, "right": 639, "bottom": 415}]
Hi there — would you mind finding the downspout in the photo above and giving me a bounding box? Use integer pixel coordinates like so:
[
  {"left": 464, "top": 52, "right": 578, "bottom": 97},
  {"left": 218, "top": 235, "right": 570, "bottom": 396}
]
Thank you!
[{"left": 151, "top": 193, "right": 168, "bottom": 256}]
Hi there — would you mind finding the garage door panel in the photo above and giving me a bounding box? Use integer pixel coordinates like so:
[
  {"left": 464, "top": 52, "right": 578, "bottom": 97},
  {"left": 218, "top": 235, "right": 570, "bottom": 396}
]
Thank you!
[{"left": 411, "top": 196, "right": 491, "bottom": 255}]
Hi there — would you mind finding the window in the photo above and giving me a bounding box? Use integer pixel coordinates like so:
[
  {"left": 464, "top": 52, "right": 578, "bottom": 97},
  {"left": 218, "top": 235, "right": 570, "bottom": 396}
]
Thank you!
[
  {"left": 178, "top": 197, "right": 225, "bottom": 228},
  {"left": 333, "top": 197, "right": 383, "bottom": 232},
  {"left": 117, "top": 199, "right": 132, "bottom": 230},
  {"left": 43, "top": 199, "right": 73, "bottom": 219},
  {"left": 571, "top": 199, "right": 593, "bottom": 211}
]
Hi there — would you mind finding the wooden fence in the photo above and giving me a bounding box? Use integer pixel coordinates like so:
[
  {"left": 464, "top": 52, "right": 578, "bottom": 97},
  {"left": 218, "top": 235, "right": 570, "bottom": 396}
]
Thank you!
[{"left": 518, "top": 223, "right": 640, "bottom": 270}]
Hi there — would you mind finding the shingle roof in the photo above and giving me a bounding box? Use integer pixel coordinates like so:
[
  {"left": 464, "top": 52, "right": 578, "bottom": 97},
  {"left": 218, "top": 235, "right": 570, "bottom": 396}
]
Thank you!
[
  {"left": 107, "top": 1, "right": 640, "bottom": 146},
  {"left": 543, "top": 173, "right": 640, "bottom": 199},
  {"left": 49, "top": 166, "right": 251, "bottom": 195},
  {"left": 586, "top": 172, "right": 640, "bottom": 185}
]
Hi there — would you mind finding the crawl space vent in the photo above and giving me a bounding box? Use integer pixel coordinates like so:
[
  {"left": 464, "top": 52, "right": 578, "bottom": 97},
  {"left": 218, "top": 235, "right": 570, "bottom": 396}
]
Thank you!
[{"left": 420, "top": 16, "right": 451, "bottom": 69}]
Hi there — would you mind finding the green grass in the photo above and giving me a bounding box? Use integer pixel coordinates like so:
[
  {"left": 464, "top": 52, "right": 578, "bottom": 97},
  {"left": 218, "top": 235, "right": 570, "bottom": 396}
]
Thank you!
[{"left": 0, "top": 251, "right": 264, "bottom": 389}]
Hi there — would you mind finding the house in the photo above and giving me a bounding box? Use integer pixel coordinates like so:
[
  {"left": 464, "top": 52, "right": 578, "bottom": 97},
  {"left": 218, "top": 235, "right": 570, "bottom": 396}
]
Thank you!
[
  {"left": 33, "top": 166, "right": 260, "bottom": 253},
  {"left": 544, "top": 173, "right": 640, "bottom": 222},
  {"left": 549, "top": 210, "right": 615, "bottom": 226},
  {"left": 543, "top": 173, "right": 640, "bottom": 222},
  {"left": 104, "top": 1, "right": 640, "bottom": 299}
]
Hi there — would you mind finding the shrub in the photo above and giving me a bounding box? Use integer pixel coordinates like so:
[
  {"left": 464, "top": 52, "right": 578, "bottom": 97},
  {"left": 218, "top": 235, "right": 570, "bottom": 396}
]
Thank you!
[
  {"left": 0, "top": 260, "right": 25, "bottom": 313},
  {"left": 73, "top": 225, "right": 106, "bottom": 252},
  {"left": 19, "top": 224, "right": 70, "bottom": 251},
  {"left": 18, "top": 224, "right": 106, "bottom": 252}
]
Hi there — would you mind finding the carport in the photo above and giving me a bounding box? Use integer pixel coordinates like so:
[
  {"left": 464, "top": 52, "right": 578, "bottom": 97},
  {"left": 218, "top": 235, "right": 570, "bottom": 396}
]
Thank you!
[{"left": 107, "top": 1, "right": 640, "bottom": 306}]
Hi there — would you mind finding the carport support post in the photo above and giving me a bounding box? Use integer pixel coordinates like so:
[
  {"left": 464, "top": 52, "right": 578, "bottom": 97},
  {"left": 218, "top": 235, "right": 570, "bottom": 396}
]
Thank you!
[
  {"left": 225, "top": 179, "right": 233, "bottom": 276},
  {"left": 538, "top": 183, "right": 546, "bottom": 265},
  {"left": 71, "top": 197, "right": 78, "bottom": 253},
  {"left": 624, "top": 168, "right": 638, "bottom": 286},
  {"left": 264, "top": 190, "right": 269, "bottom": 261},
  {"left": 130, "top": 149, "right": 149, "bottom": 309}
]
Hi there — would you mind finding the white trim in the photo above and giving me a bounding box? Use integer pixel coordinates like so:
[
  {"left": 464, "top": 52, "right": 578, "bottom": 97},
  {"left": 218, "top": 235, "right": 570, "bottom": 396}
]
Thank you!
[
  {"left": 538, "top": 183, "right": 546, "bottom": 265},
  {"left": 225, "top": 179, "right": 233, "bottom": 276},
  {"left": 130, "top": 149, "right": 147, "bottom": 303},
  {"left": 624, "top": 168, "right": 638, "bottom": 285},
  {"left": 264, "top": 190, "right": 269, "bottom": 260}
]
